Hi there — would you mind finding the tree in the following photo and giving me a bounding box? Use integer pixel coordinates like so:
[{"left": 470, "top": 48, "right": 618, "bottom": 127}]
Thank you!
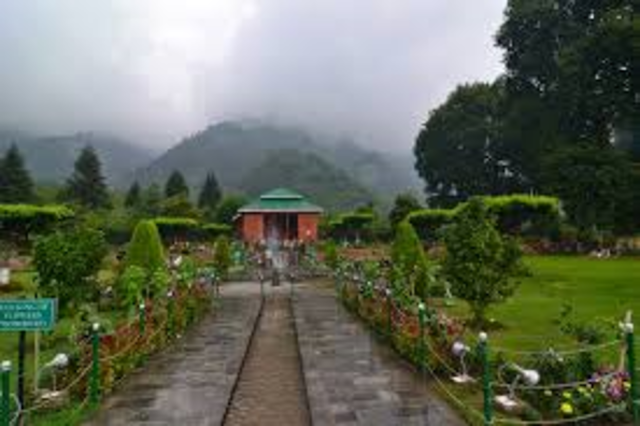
[
  {"left": 198, "top": 172, "right": 222, "bottom": 211},
  {"left": 124, "top": 220, "right": 166, "bottom": 277},
  {"left": 124, "top": 181, "right": 141, "bottom": 209},
  {"left": 542, "top": 145, "right": 635, "bottom": 232},
  {"left": 213, "top": 235, "right": 231, "bottom": 281},
  {"left": 391, "top": 221, "right": 431, "bottom": 300},
  {"left": 165, "top": 170, "right": 189, "bottom": 198},
  {"left": 63, "top": 146, "right": 111, "bottom": 209},
  {"left": 141, "top": 184, "right": 163, "bottom": 217},
  {"left": 414, "top": 82, "right": 521, "bottom": 206},
  {"left": 33, "top": 227, "right": 107, "bottom": 312},
  {"left": 442, "top": 198, "right": 524, "bottom": 326},
  {"left": 389, "top": 193, "right": 422, "bottom": 229},
  {"left": 161, "top": 193, "right": 200, "bottom": 218},
  {"left": 215, "top": 195, "right": 247, "bottom": 225},
  {"left": 0, "top": 144, "right": 35, "bottom": 203},
  {"left": 496, "top": 0, "right": 637, "bottom": 184}
]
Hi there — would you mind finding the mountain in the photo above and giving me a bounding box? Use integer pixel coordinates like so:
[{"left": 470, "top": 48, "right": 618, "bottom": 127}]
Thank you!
[
  {"left": 0, "top": 131, "right": 152, "bottom": 185},
  {"left": 240, "top": 149, "right": 373, "bottom": 211},
  {"left": 133, "top": 120, "right": 420, "bottom": 207}
]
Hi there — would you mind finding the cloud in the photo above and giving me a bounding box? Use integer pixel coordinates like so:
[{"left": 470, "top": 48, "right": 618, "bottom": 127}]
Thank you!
[{"left": 0, "top": 0, "right": 506, "bottom": 151}]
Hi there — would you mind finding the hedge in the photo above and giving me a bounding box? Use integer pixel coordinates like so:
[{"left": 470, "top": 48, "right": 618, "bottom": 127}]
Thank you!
[
  {"left": 153, "top": 217, "right": 233, "bottom": 243},
  {"left": 407, "top": 195, "right": 561, "bottom": 240},
  {"left": 0, "top": 204, "right": 74, "bottom": 244}
]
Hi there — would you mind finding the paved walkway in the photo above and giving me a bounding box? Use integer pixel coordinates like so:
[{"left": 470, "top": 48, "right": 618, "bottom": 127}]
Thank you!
[
  {"left": 86, "top": 287, "right": 262, "bottom": 426},
  {"left": 293, "top": 283, "right": 465, "bottom": 426}
]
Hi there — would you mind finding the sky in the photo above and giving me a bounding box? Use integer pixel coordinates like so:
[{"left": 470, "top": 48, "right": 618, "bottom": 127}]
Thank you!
[{"left": 0, "top": 0, "right": 507, "bottom": 152}]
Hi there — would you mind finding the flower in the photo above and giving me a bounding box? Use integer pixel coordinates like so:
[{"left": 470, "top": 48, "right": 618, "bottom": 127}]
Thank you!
[
  {"left": 561, "top": 402, "right": 574, "bottom": 415},
  {"left": 624, "top": 382, "right": 631, "bottom": 390},
  {"left": 544, "top": 389, "right": 553, "bottom": 397},
  {"left": 562, "top": 391, "right": 572, "bottom": 400}
]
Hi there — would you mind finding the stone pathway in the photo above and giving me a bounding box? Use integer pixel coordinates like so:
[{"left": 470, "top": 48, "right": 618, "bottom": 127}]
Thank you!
[
  {"left": 85, "top": 289, "right": 262, "bottom": 426},
  {"left": 223, "top": 291, "right": 311, "bottom": 426},
  {"left": 293, "top": 283, "right": 465, "bottom": 426}
]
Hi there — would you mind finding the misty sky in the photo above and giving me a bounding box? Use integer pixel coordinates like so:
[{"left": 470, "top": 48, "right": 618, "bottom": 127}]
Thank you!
[{"left": 0, "top": 1, "right": 506, "bottom": 152}]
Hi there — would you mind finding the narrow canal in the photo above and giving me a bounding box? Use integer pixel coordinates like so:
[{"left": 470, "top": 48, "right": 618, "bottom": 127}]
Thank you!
[{"left": 223, "top": 291, "right": 311, "bottom": 426}]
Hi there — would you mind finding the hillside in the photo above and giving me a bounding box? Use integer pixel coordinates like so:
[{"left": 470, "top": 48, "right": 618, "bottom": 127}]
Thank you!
[
  {"left": 0, "top": 131, "right": 152, "bottom": 185},
  {"left": 240, "top": 149, "right": 374, "bottom": 211},
  {"left": 133, "top": 120, "right": 420, "bottom": 205}
]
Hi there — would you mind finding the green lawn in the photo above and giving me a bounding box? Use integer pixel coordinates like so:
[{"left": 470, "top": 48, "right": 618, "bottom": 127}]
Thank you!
[{"left": 451, "top": 255, "right": 640, "bottom": 352}]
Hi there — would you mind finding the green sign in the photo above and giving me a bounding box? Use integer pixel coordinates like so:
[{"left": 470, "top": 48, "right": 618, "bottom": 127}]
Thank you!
[{"left": 0, "top": 299, "right": 57, "bottom": 331}]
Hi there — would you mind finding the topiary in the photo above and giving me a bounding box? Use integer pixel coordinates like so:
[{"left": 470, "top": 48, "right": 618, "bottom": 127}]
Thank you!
[
  {"left": 391, "top": 221, "right": 432, "bottom": 301},
  {"left": 213, "top": 236, "right": 231, "bottom": 281},
  {"left": 124, "top": 220, "right": 166, "bottom": 276}
]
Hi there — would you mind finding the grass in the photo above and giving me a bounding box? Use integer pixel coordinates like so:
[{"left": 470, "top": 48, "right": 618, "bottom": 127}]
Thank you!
[{"left": 468, "top": 256, "right": 640, "bottom": 352}]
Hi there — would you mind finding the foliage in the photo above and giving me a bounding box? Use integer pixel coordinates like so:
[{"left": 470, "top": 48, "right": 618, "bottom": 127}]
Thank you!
[
  {"left": 159, "top": 193, "right": 200, "bottom": 219},
  {"left": 164, "top": 170, "right": 189, "bottom": 198},
  {"left": 213, "top": 236, "right": 232, "bottom": 280},
  {"left": 328, "top": 211, "right": 376, "bottom": 242},
  {"left": 406, "top": 208, "right": 457, "bottom": 241},
  {"left": 388, "top": 193, "right": 422, "bottom": 229},
  {"left": 124, "top": 181, "right": 141, "bottom": 209},
  {"left": 201, "top": 223, "right": 232, "bottom": 240},
  {"left": 61, "top": 146, "right": 111, "bottom": 209},
  {"left": 197, "top": 172, "right": 222, "bottom": 211},
  {"left": 542, "top": 145, "right": 635, "bottom": 232},
  {"left": 153, "top": 217, "right": 199, "bottom": 242},
  {"left": 391, "top": 221, "right": 432, "bottom": 300},
  {"left": 0, "top": 144, "right": 35, "bottom": 203},
  {"left": 33, "top": 227, "right": 107, "bottom": 312},
  {"left": 322, "top": 240, "right": 340, "bottom": 270},
  {"left": 124, "top": 220, "right": 166, "bottom": 276},
  {"left": 441, "top": 198, "right": 524, "bottom": 326},
  {"left": 0, "top": 204, "right": 73, "bottom": 245},
  {"left": 117, "top": 265, "right": 146, "bottom": 308},
  {"left": 214, "top": 195, "right": 247, "bottom": 225},
  {"left": 414, "top": 82, "right": 522, "bottom": 205}
]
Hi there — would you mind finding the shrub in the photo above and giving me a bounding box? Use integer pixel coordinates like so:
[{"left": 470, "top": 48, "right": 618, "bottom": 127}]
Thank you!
[
  {"left": 153, "top": 217, "right": 200, "bottom": 243},
  {"left": 201, "top": 223, "right": 232, "bottom": 240},
  {"left": 33, "top": 227, "right": 107, "bottom": 312},
  {"left": 117, "top": 265, "right": 146, "bottom": 308},
  {"left": 441, "top": 198, "right": 524, "bottom": 326},
  {"left": 406, "top": 208, "right": 457, "bottom": 241},
  {"left": 124, "top": 220, "right": 166, "bottom": 275},
  {"left": 322, "top": 240, "right": 340, "bottom": 270},
  {"left": 482, "top": 194, "right": 561, "bottom": 236},
  {"left": 391, "top": 221, "right": 432, "bottom": 301},
  {"left": 0, "top": 204, "right": 73, "bottom": 246},
  {"left": 213, "top": 236, "right": 231, "bottom": 280}
]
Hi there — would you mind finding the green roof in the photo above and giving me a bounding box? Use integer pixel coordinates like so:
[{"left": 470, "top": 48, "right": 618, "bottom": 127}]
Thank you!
[{"left": 239, "top": 188, "right": 323, "bottom": 213}]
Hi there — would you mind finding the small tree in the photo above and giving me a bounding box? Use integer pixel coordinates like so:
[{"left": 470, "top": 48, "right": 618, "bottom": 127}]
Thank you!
[
  {"left": 391, "top": 221, "right": 431, "bottom": 300},
  {"left": 124, "top": 220, "right": 166, "bottom": 275},
  {"left": 213, "top": 236, "right": 232, "bottom": 281},
  {"left": 442, "top": 198, "right": 524, "bottom": 327},
  {"left": 215, "top": 195, "right": 247, "bottom": 225},
  {"left": 117, "top": 265, "right": 146, "bottom": 308},
  {"left": 165, "top": 170, "right": 189, "bottom": 198},
  {"left": 389, "top": 193, "right": 421, "bottom": 229},
  {"left": 0, "top": 144, "right": 35, "bottom": 203},
  {"left": 160, "top": 194, "right": 200, "bottom": 218},
  {"left": 62, "top": 146, "right": 111, "bottom": 209},
  {"left": 141, "top": 184, "right": 163, "bottom": 217},
  {"left": 33, "top": 227, "right": 107, "bottom": 312},
  {"left": 322, "top": 240, "right": 340, "bottom": 270},
  {"left": 198, "top": 172, "right": 222, "bottom": 211},
  {"left": 124, "top": 181, "right": 142, "bottom": 209}
]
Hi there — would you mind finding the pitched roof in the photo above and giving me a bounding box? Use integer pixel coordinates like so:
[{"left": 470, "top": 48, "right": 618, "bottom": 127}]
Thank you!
[{"left": 239, "top": 188, "right": 323, "bottom": 213}]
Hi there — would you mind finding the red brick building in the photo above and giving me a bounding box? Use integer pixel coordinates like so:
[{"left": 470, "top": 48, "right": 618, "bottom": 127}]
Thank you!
[{"left": 237, "top": 188, "right": 323, "bottom": 244}]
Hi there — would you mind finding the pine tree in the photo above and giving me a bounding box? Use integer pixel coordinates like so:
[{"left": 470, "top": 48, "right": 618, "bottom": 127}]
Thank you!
[
  {"left": 0, "top": 144, "right": 35, "bottom": 203},
  {"left": 141, "top": 184, "right": 162, "bottom": 217},
  {"left": 125, "top": 181, "right": 141, "bottom": 208},
  {"left": 165, "top": 170, "right": 189, "bottom": 198},
  {"left": 63, "top": 146, "right": 111, "bottom": 209},
  {"left": 198, "top": 172, "right": 222, "bottom": 210}
]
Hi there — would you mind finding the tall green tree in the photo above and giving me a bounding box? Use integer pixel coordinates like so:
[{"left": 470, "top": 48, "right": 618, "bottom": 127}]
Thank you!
[
  {"left": 414, "top": 82, "right": 521, "bottom": 206},
  {"left": 165, "top": 170, "right": 189, "bottom": 198},
  {"left": 442, "top": 198, "right": 523, "bottom": 326},
  {"left": 63, "top": 146, "right": 111, "bottom": 209},
  {"left": 0, "top": 144, "right": 35, "bottom": 203},
  {"left": 198, "top": 172, "right": 222, "bottom": 211},
  {"left": 124, "top": 181, "right": 141, "bottom": 208},
  {"left": 141, "top": 184, "right": 163, "bottom": 217},
  {"left": 215, "top": 195, "right": 247, "bottom": 225},
  {"left": 391, "top": 221, "right": 431, "bottom": 300}
]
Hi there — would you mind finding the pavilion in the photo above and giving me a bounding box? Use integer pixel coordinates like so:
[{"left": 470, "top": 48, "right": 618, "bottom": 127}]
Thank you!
[{"left": 236, "top": 188, "right": 323, "bottom": 244}]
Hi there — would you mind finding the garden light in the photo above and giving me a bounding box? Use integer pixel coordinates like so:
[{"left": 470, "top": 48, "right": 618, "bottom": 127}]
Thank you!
[
  {"left": 451, "top": 341, "right": 475, "bottom": 384},
  {"left": 45, "top": 353, "right": 69, "bottom": 370},
  {"left": 495, "top": 363, "right": 541, "bottom": 411}
]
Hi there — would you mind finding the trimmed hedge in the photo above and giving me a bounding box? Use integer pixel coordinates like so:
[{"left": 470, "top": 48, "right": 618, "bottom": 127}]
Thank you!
[
  {"left": 201, "top": 223, "right": 232, "bottom": 240},
  {"left": 153, "top": 217, "right": 232, "bottom": 243},
  {"left": 327, "top": 212, "right": 376, "bottom": 242},
  {"left": 407, "top": 195, "right": 561, "bottom": 240},
  {"left": 0, "top": 204, "right": 74, "bottom": 244}
]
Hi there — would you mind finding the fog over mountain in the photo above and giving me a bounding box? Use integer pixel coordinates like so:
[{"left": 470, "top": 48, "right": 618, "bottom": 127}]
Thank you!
[{"left": 0, "top": 1, "right": 505, "bottom": 153}]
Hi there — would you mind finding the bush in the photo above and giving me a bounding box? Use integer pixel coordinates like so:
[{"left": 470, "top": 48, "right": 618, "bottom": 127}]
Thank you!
[
  {"left": 124, "top": 220, "right": 166, "bottom": 275},
  {"left": 0, "top": 204, "right": 74, "bottom": 246},
  {"left": 322, "top": 240, "right": 340, "bottom": 270},
  {"left": 441, "top": 198, "right": 524, "bottom": 326},
  {"left": 201, "top": 223, "right": 232, "bottom": 240},
  {"left": 33, "top": 226, "right": 107, "bottom": 312},
  {"left": 213, "top": 236, "right": 231, "bottom": 280},
  {"left": 406, "top": 208, "right": 457, "bottom": 241},
  {"left": 391, "top": 221, "right": 432, "bottom": 301}
]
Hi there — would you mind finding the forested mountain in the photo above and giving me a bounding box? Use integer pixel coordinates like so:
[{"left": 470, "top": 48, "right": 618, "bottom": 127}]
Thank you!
[
  {"left": 0, "top": 131, "right": 152, "bottom": 185},
  {"left": 133, "top": 120, "right": 420, "bottom": 207},
  {"left": 240, "top": 149, "right": 373, "bottom": 211}
]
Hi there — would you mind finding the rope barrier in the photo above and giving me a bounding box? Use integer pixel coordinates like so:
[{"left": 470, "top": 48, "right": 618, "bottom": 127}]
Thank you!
[{"left": 492, "top": 339, "right": 622, "bottom": 357}]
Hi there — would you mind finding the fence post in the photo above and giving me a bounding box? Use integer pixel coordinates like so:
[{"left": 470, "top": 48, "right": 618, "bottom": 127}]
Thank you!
[
  {"left": 478, "top": 332, "right": 493, "bottom": 426},
  {"left": 90, "top": 323, "right": 101, "bottom": 404},
  {"left": 418, "top": 303, "right": 426, "bottom": 372},
  {"left": 626, "top": 322, "right": 640, "bottom": 424},
  {"left": 139, "top": 302, "right": 146, "bottom": 336},
  {"left": 167, "top": 291, "right": 175, "bottom": 338},
  {"left": 386, "top": 288, "right": 393, "bottom": 340},
  {"left": 1, "top": 361, "right": 10, "bottom": 426}
]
